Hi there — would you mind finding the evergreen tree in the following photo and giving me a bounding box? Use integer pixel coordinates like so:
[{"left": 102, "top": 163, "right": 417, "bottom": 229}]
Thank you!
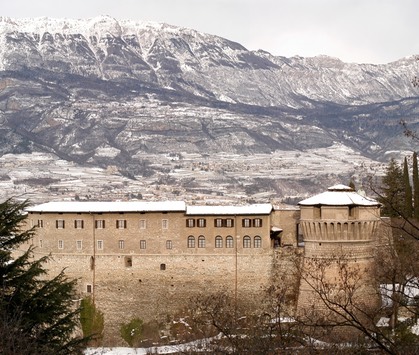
[
  {"left": 379, "top": 158, "right": 404, "bottom": 217},
  {"left": 403, "top": 156, "right": 413, "bottom": 217},
  {"left": 80, "top": 296, "right": 104, "bottom": 346},
  {"left": 0, "top": 198, "right": 85, "bottom": 354},
  {"left": 413, "top": 152, "right": 419, "bottom": 219}
]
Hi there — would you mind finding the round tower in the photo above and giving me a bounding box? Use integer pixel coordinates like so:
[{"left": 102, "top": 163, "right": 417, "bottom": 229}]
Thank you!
[{"left": 296, "top": 184, "right": 381, "bottom": 340}]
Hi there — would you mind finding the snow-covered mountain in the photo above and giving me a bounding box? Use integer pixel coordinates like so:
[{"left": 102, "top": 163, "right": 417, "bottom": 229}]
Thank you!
[{"left": 0, "top": 16, "right": 418, "bottom": 201}]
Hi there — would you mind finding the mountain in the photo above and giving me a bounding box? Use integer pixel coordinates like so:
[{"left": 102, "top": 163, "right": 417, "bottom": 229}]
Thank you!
[{"left": 0, "top": 15, "right": 418, "bottom": 203}]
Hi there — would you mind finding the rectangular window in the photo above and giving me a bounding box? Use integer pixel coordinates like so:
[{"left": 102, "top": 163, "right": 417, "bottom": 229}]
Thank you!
[
  {"left": 349, "top": 206, "right": 358, "bottom": 219},
  {"left": 39, "top": 239, "right": 43, "bottom": 248},
  {"left": 56, "top": 219, "right": 65, "bottom": 229},
  {"left": 86, "top": 284, "right": 92, "bottom": 293},
  {"left": 225, "top": 219, "right": 234, "bottom": 228},
  {"left": 140, "top": 240, "right": 146, "bottom": 249},
  {"left": 242, "top": 218, "right": 251, "bottom": 228},
  {"left": 58, "top": 240, "right": 64, "bottom": 249},
  {"left": 95, "top": 220, "right": 105, "bottom": 229},
  {"left": 116, "top": 219, "right": 127, "bottom": 229},
  {"left": 74, "top": 219, "right": 84, "bottom": 229},
  {"left": 37, "top": 219, "right": 44, "bottom": 228},
  {"left": 197, "top": 218, "right": 206, "bottom": 228},
  {"left": 162, "top": 219, "right": 169, "bottom": 229},
  {"left": 214, "top": 218, "right": 223, "bottom": 227},
  {"left": 139, "top": 219, "right": 147, "bottom": 229},
  {"left": 186, "top": 218, "right": 195, "bottom": 228},
  {"left": 118, "top": 240, "right": 125, "bottom": 250},
  {"left": 166, "top": 240, "right": 172, "bottom": 249},
  {"left": 253, "top": 218, "right": 262, "bottom": 227},
  {"left": 97, "top": 240, "right": 103, "bottom": 250},
  {"left": 76, "top": 240, "right": 82, "bottom": 250}
]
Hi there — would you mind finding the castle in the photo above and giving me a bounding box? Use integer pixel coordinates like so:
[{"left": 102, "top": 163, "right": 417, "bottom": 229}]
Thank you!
[{"left": 24, "top": 184, "right": 382, "bottom": 343}]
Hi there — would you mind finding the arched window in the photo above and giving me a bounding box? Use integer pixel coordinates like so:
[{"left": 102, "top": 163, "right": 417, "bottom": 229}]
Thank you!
[
  {"left": 254, "top": 236, "right": 262, "bottom": 248},
  {"left": 243, "top": 235, "right": 251, "bottom": 248},
  {"left": 215, "top": 236, "right": 223, "bottom": 248},
  {"left": 187, "top": 235, "right": 195, "bottom": 248},
  {"left": 226, "top": 235, "right": 234, "bottom": 248},
  {"left": 198, "top": 235, "right": 206, "bottom": 248}
]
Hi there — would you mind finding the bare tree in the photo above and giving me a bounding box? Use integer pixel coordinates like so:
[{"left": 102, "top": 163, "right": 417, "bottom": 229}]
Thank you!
[{"left": 296, "top": 251, "right": 419, "bottom": 355}]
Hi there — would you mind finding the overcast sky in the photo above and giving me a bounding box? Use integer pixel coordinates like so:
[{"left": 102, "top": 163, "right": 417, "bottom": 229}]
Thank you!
[{"left": 2, "top": 0, "right": 418, "bottom": 64}]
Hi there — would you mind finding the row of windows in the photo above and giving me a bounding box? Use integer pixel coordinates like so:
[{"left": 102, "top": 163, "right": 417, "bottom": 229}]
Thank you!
[
  {"left": 187, "top": 235, "right": 262, "bottom": 248},
  {"left": 51, "top": 239, "right": 161, "bottom": 250},
  {"left": 36, "top": 217, "right": 263, "bottom": 230},
  {"left": 46, "top": 236, "right": 262, "bottom": 250},
  {"left": 50, "top": 219, "right": 169, "bottom": 230},
  {"left": 186, "top": 218, "right": 263, "bottom": 228}
]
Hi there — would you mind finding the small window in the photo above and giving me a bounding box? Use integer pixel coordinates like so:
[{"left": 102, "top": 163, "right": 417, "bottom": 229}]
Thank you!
[
  {"left": 197, "top": 218, "right": 206, "bottom": 228},
  {"left": 37, "top": 219, "right": 44, "bottom": 228},
  {"left": 225, "top": 219, "right": 234, "bottom": 228},
  {"left": 162, "top": 219, "right": 169, "bottom": 229},
  {"left": 139, "top": 219, "right": 147, "bottom": 229},
  {"left": 74, "top": 219, "right": 84, "bottom": 229},
  {"left": 116, "top": 219, "right": 127, "bottom": 229},
  {"left": 166, "top": 240, "right": 172, "bottom": 249},
  {"left": 349, "top": 206, "right": 358, "bottom": 219},
  {"left": 76, "top": 240, "right": 82, "bottom": 250},
  {"left": 254, "top": 236, "right": 262, "bottom": 248},
  {"left": 86, "top": 284, "right": 92, "bottom": 293},
  {"left": 140, "top": 240, "right": 146, "bottom": 249},
  {"left": 97, "top": 240, "right": 103, "bottom": 250},
  {"left": 95, "top": 220, "right": 105, "bottom": 229},
  {"left": 39, "top": 239, "right": 43, "bottom": 248},
  {"left": 56, "top": 219, "right": 65, "bottom": 229},
  {"left": 215, "top": 236, "right": 223, "bottom": 248},
  {"left": 186, "top": 218, "right": 195, "bottom": 228},
  {"left": 214, "top": 219, "right": 223, "bottom": 228},
  {"left": 226, "top": 236, "right": 234, "bottom": 248},
  {"left": 253, "top": 218, "right": 262, "bottom": 227},
  {"left": 187, "top": 236, "right": 195, "bottom": 248},
  {"left": 160, "top": 263, "right": 166, "bottom": 271},
  {"left": 58, "top": 240, "right": 64, "bottom": 249},
  {"left": 314, "top": 206, "right": 321, "bottom": 219},
  {"left": 198, "top": 235, "right": 206, "bottom": 248},
  {"left": 118, "top": 240, "right": 125, "bottom": 250},
  {"left": 242, "top": 219, "right": 251, "bottom": 228},
  {"left": 125, "top": 256, "right": 132, "bottom": 267},
  {"left": 243, "top": 236, "right": 251, "bottom": 248}
]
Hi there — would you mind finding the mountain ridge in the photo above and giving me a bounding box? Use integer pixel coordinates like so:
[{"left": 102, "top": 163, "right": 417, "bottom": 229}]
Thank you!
[{"left": 0, "top": 16, "right": 418, "bottom": 203}]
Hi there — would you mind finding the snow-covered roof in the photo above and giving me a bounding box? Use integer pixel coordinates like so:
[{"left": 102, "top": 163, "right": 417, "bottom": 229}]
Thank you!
[
  {"left": 186, "top": 204, "right": 273, "bottom": 216},
  {"left": 27, "top": 201, "right": 186, "bottom": 213},
  {"left": 298, "top": 184, "right": 380, "bottom": 206}
]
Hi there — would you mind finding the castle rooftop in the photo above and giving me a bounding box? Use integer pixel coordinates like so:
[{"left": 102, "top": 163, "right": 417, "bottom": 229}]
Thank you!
[
  {"left": 186, "top": 204, "right": 273, "bottom": 215},
  {"left": 26, "top": 200, "right": 187, "bottom": 213},
  {"left": 298, "top": 184, "right": 380, "bottom": 206}
]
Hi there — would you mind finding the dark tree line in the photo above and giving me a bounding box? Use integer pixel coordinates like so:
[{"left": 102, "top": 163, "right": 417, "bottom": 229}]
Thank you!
[
  {"left": 0, "top": 199, "right": 86, "bottom": 354},
  {"left": 378, "top": 152, "right": 419, "bottom": 220}
]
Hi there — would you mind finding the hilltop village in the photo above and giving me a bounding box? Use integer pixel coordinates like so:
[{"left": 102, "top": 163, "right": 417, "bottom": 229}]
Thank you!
[{"left": 24, "top": 184, "right": 384, "bottom": 343}]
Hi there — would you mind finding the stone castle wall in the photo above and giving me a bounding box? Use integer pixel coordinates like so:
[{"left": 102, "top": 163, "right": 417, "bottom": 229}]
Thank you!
[{"left": 26, "top": 207, "right": 300, "bottom": 343}]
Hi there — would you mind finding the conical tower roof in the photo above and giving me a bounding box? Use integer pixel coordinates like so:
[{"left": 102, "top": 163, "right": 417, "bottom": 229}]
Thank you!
[{"left": 298, "top": 184, "right": 380, "bottom": 206}]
